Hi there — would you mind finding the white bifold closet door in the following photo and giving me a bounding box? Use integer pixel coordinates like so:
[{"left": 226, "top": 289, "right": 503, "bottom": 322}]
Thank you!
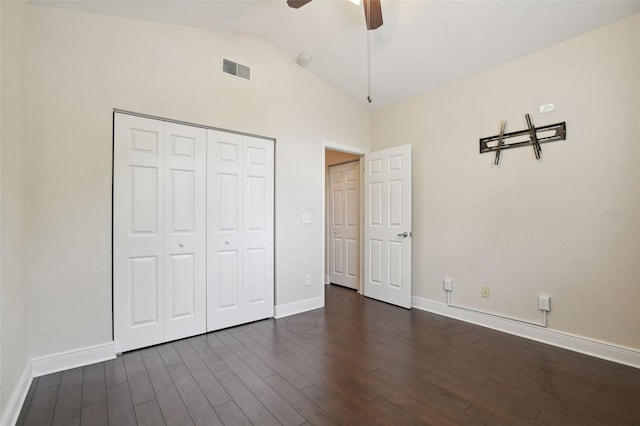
[
  {"left": 114, "top": 113, "right": 207, "bottom": 353},
  {"left": 206, "top": 130, "right": 274, "bottom": 331}
]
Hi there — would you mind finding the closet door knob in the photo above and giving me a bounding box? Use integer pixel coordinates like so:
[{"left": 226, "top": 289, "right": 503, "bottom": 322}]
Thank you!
[
  {"left": 225, "top": 240, "right": 230, "bottom": 245},
  {"left": 179, "top": 243, "right": 184, "bottom": 247}
]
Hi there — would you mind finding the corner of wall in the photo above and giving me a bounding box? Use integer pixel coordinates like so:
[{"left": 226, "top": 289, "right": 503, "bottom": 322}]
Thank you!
[{"left": 0, "top": 363, "right": 32, "bottom": 426}]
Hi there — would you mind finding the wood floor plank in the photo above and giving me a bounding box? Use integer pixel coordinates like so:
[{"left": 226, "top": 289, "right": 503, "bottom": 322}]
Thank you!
[
  {"left": 213, "top": 367, "right": 280, "bottom": 426},
  {"left": 216, "top": 331, "right": 276, "bottom": 379},
  {"left": 233, "top": 330, "right": 312, "bottom": 390},
  {"left": 203, "top": 332, "right": 226, "bottom": 350},
  {"left": 277, "top": 351, "right": 325, "bottom": 385},
  {"left": 123, "top": 351, "right": 155, "bottom": 406},
  {"left": 251, "top": 320, "right": 328, "bottom": 363},
  {"left": 106, "top": 382, "right": 137, "bottom": 426},
  {"left": 368, "top": 395, "right": 436, "bottom": 426},
  {"left": 173, "top": 339, "right": 232, "bottom": 408},
  {"left": 201, "top": 352, "right": 228, "bottom": 374},
  {"left": 301, "top": 384, "right": 370, "bottom": 425},
  {"left": 143, "top": 355, "right": 194, "bottom": 426},
  {"left": 221, "top": 357, "right": 305, "bottom": 425},
  {"left": 242, "top": 323, "right": 289, "bottom": 356},
  {"left": 134, "top": 399, "right": 167, "bottom": 426},
  {"left": 36, "top": 373, "right": 61, "bottom": 390},
  {"left": 167, "top": 362, "right": 224, "bottom": 426},
  {"left": 187, "top": 335, "right": 216, "bottom": 359},
  {"left": 139, "top": 346, "right": 161, "bottom": 360},
  {"left": 357, "top": 368, "right": 467, "bottom": 425},
  {"left": 213, "top": 400, "right": 252, "bottom": 426},
  {"left": 81, "top": 363, "right": 108, "bottom": 426},
  {"left": 52, "top": 367, "right": 83, "bottom": 424},
  {"left": 263, "top": 373, "right": 339, "bottom": 426},
  {"left": 157, "top": 343, "right": 183, "bottom": 367},
  {"left": 104, "top": 357, "right": 127, "bottom": 388},
  {"left": 23, "top": 386, "right": 59, "bottom": 426},
  {"left": 53, "top": 416, "right": 80, "bottom": 426}
]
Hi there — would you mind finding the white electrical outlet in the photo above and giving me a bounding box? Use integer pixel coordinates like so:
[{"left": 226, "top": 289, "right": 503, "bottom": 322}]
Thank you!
[
  {"left": 444, "top": 279, "right": 453, "bottom": 292},
  {"left": 305, "top": 274, "right": 311, "bottom": 287},
  {"left": 538, "top": 296, "right": 551, "bottom": 311}
]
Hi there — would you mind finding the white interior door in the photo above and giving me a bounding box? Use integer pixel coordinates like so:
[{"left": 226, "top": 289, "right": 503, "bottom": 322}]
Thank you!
[
  {"left": 207, "top": 130, "right": 274, "bottom": 331},
  {"left": 364, "top": 145, "right": 412, "bottom": 309},
  {"left": 207, "top": 131, "right": 244, "bottom": 330},
  {"left": 114, "top": 114, "right": 207, "bottom": 353},
  {"left": 242, "top": 136, "right": 274, "bottom": 323},
  {"left": 328, "top": 161, "right": 360, "bottom": 289},
  {"left": 114, "top": 114, "right": 166, "bottom": 353},
  {"left": 163, "top": 123, "right": 207, "bottom": 341}
]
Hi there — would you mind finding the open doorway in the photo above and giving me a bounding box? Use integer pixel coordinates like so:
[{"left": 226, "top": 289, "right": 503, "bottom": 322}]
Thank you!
[
  {"left": 322, "top": 144, "right": 413, "bottom": 308},
  {"left": 324, "top": 148, "right": 363, "bottom": 293}
]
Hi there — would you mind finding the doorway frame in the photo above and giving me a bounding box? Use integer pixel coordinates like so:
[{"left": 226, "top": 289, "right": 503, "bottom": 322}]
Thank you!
[{"left": 321, "top": 142, "right": 368, "bottom": 303}]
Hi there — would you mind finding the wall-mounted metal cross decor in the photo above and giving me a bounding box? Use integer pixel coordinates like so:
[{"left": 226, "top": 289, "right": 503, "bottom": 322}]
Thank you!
[{"left": 480, "top": 114, "right": 567, "bottom": 165}]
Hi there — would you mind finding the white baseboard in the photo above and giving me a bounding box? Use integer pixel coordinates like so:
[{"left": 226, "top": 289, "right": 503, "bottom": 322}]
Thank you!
[
  {"left": 274, "top": 296, "right": 324, "bottom": 319},
  {"left": 412, "top": 296, "right": 640, "bottom": 369},
  {"left": 1, "top": 362, "right": 33, "bottom": 426},
  {"left": 31, "top": 342, "right": 116, "bottom": 378}
]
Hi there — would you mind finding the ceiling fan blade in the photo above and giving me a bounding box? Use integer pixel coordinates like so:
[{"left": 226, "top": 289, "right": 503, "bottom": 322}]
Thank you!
[
  {"left": 362, "top": 0, "right": 383, "bottom": 30},
  {"left": 287, "top": 0, "right": 313, "bottom": 9}
]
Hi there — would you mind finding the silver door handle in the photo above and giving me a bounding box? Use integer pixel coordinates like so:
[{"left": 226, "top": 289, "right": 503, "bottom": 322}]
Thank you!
[
  {"left": 179, "top": 243, "right": 184, "bottom": 247},
  {"left": 397, "top": 232, "right": 408, "bottom": 238},
  {"left": 225, "top": 240, "right": 230, "bottom": 245}
]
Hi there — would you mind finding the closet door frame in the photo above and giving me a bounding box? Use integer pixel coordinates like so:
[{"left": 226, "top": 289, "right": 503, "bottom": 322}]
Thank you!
[{"left": 113, "top": 110, "right": 275, "bottom": 352}]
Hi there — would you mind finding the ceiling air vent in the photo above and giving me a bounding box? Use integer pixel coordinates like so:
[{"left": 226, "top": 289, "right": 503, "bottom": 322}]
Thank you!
[{"left": 222, "top": 58, "right": 251, "bottom": 81}]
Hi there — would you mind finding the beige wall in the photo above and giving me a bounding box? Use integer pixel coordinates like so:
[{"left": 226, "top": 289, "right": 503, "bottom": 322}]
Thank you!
[
  {"left": 27, "top": 6, "right": 370, "bottom": 358},
  {"left": 1, "top": 0, "right": 30, "bottom": 420},
  {"left": 371, "top": 14, "right": 640, "bottom": 349}
]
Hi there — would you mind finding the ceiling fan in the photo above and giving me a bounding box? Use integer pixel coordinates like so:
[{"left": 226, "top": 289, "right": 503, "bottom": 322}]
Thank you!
[{"left": 287, "top": 0, "right": 383, "bottom": 30}]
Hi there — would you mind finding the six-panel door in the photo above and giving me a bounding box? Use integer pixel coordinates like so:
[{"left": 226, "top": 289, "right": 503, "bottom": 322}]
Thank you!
[
  {"left": 329, "top": 161, "right": 360, "bottom": 290},
  {"left": 114, "top": 114, "right": 167, "bottom": 353},
  {"left": 114, "top": 114, "right": 273, "bottom": 352},
  {"left": 364, "top": 144, "right": 412, "bottom": 309},
  {"left": 163, "top": 123, "right": 207, "bottom": 341},
  {"left": 206, "top": 130, "right": 274, "bottom": 332}
]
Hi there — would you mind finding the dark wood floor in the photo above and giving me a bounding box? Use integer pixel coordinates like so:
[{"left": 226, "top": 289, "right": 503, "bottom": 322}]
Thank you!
[{"left": 17, "top": 285, "right": 640, "bottom": 425}]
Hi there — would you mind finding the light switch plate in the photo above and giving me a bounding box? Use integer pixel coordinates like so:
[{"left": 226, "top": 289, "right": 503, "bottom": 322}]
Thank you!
[{"left": 302, "top": 213, "right": 312, "bottom": 224}]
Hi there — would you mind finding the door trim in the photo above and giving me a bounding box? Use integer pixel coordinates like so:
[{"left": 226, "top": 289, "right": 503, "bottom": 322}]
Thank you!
[{"left": 321, "top": 142, "right": 368, "bottom": 303}]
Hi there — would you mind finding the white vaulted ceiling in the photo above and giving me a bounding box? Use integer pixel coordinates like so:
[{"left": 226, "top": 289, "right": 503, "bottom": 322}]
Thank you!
[{"left": 33, "top": 0, "right": 640, "bottom": 109}]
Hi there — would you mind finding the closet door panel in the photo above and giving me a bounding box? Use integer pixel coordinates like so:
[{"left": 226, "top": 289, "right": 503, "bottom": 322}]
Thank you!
[
  {"left": 163, "top": 123, "right": 207, "bottom": 340},
  {"left": 114, "top": 113, "right": 165, "bottom": 353},
  {"left": 243, "top": 137, "right": 274, "bottom": 322},
  {"left": 207, "top": 130, "right": 244, "bottom": 331},
  {"left": 246, "top": 248, "right": 266, "bottom": 304}
]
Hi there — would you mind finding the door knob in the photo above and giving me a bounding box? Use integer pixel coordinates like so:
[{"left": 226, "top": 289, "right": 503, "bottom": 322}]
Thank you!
[
  {"left": 179, "top": 243, "right": 184, "bottom": 247},
  {"left": 397, "top": 232, "right": 408, "bottom": 238},
  {"left": 225, "top": 240, "right": 230, "bottom": 245}
]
